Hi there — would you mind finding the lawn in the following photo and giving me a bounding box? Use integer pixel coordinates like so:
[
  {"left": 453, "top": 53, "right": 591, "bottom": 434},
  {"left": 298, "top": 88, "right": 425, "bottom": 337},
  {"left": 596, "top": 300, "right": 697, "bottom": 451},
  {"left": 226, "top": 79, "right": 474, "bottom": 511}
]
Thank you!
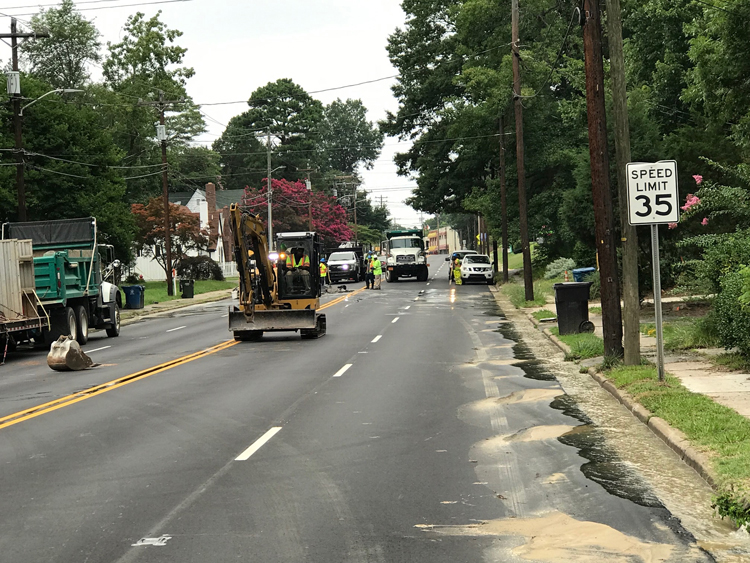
[
  {"left": 532, "top": 309, "right": 556, "bottom": 321},
  {"left": 122, "top": 279, "right": 237, "bottom": 307},
  {"left": 550, "top": 326, "right": 604, "bottom": 361},
  {"left": 606, "top": 364, "right": 750, "bottom": 528},
  {"left": 502, "top": 275, "right": 559, "bottom": 309},
  {"left": 640, "top": 318, "right": 720, "bottom": 351}
]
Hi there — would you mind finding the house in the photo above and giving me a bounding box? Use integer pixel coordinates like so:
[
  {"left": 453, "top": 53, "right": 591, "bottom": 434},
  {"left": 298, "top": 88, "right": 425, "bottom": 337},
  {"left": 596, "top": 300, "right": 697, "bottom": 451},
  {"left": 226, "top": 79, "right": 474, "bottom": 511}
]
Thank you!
[{"left": 132, "top": 183, "right": 246, "bottom": 280}]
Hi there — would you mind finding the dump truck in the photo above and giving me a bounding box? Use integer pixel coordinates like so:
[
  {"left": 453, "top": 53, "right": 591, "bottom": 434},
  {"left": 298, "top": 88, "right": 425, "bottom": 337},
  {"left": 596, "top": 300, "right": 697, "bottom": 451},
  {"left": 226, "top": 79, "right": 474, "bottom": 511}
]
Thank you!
[
  {"left": 382, "top": 229, "right": 429, "bottom": 282},
  {"left": 1, "top": 217, "right": 122, "bottom": 350},
  {"left": 229, "top": 204, "right": 326, "bottom": 340}
]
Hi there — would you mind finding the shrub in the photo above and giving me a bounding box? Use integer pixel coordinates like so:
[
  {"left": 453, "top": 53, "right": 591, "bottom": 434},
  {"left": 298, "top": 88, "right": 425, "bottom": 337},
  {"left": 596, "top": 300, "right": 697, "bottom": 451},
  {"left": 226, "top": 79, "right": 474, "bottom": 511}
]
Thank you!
[
  {"left": 176, "top": 256, "right": 225, "bottom": 281},
  {"left": 714, "top": 270, "right": 750, "bottom": 355},
  {"left": 584, "top": 270, "right": 601, "bottom": 299},
  {"left": 124, "top": 272, "right": 140, "bottom": 284},
  {"left": 544, "top": 257, "right": 576, "bottom": 280}
]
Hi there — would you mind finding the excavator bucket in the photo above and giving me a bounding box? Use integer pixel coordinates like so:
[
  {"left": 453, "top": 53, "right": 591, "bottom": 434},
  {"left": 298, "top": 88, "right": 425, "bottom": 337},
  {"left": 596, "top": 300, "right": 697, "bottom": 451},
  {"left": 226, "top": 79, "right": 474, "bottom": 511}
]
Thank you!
[
  {"left": 47, "top": 336, "right": 94, "bottom": 371},
  {"left": 229, "top": 309, "right": 317, "bottom": 332}
]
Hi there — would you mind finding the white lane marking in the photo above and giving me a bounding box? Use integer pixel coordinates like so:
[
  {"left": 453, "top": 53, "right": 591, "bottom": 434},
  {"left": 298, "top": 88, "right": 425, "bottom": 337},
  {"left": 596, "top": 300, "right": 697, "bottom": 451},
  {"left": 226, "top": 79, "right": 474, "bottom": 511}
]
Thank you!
[
  {"left": 371, "top": 335, "right": 382, "bottom": 343},
  {"left": 345, "top": 304, "right": 350, "bottom": 308},
  {"left": 404, "top": 306, "right": 411, "bottom": 310},
  {"left": 132, "top": 535, "right": 172, "bottom": 547},
  {"left": 392, "top": 317, "right": 400, "bottom": 324},
  {"left": 220, "top": 314, "right": 228, "bottom": 318},
  {"left": 235, "top": 427, "right": 282, "bottom": 461},
  {"left": 414, "top": 297, "right": 419, "bottom": 301},
  {"left": 166, "top": 325, "right": 187, "bottom": 333},
  {"left": 86, "top": 345, "right": 111, "bottom": 353},
  {"left": 333, "top": 364, "right": 353, "bottom": 378},
  {"left": 427, "top": 283, "right": 430, "bottom": 286}
]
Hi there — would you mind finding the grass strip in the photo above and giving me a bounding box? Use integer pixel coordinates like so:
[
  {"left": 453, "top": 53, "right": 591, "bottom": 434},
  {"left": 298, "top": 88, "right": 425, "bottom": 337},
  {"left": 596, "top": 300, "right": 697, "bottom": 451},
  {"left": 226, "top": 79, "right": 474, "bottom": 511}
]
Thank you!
[
  {"left": 123, "top": 279, "right": 237, "bottom": 307},
  {"left": 640, "top": 319, "right": 720, "bottom": 351},
  {"left": 502, "top": 277, "right": 559, "bottom": 309},
  {"left": 589, "top": 306, "right": 602, "bottom": 315},
  {"left": 532, "top": 309, "right": 556, "bottom": 321},
  {"left": 550, "top": 326, "right": 604, "bottom": 360},
  {"left": 607, "top": 364, "right": 750, "bottom": 529}
]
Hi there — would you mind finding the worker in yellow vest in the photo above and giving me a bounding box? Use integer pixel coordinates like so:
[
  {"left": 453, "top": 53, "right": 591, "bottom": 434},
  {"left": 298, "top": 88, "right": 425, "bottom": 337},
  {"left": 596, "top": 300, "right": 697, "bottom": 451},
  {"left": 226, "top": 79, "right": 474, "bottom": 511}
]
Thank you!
[
  {"left": 319, "top": 257, "right": 328, "bottom": 291},
  {"left": 453, "top": 257, "right": 463, "bottom": 285},
  {"left": 285, "top": 247, "right": 311, "bottom": 292},
  {"left": 371, "top": 254, "right": 383, "bottom": 290}
]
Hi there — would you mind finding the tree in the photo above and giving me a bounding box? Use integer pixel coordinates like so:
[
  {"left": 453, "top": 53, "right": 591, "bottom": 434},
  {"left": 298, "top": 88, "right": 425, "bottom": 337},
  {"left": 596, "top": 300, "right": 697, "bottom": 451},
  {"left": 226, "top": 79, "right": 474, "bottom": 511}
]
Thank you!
[
  {"left": 320, "top": 99, "right": 383, "bottom": 174},
  {"left": 131, "top": 198, "right": 208, "bottom": 279},
  {"left": 0, "top": 75, "right": 134, "bottom": 261},
  {"left": 169, "top": 145, "right": 222, "bottom": 191},
  {"left": 21, "top": 0, "right": 101, "bottom": 89},
  {"left": 101, "top": 11, "right": 205, "bottom": 202},
  {"left": 242, "top": 179, "right": 352, "bottom": 243}
]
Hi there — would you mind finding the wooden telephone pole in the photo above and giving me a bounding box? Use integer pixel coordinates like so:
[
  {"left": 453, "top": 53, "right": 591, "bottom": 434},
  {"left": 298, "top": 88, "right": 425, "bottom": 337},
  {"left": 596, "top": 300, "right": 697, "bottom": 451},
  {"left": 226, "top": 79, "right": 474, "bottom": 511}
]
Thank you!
[
  {"left": 582, "top": 0, "right": 624, "bottom": 358},
  {"left": 139, "top": 91, "right": 185, "bottom": 296},
  {"left": 499, "top": 115, "right": 509, "bottom": 283},
  {"left": 0, "top": 19, "right": 49, "bottom": 221},
  {"left": 512, "top": 0, "right": 534, "bottom": 301},
  {"left": 605, "top": 0, "right": 640, "bottom": 364}
]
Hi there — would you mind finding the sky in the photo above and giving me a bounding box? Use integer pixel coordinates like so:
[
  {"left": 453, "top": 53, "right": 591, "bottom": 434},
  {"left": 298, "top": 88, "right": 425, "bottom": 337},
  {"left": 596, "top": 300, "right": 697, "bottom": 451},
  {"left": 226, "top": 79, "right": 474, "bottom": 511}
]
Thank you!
[{"left": 0, "top": 0, "right": 425, "bottom": 228}]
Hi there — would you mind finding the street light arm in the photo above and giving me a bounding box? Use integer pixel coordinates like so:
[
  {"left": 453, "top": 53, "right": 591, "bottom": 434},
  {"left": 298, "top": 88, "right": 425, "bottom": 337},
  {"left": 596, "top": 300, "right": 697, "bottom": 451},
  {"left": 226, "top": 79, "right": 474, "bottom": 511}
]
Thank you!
[{"left": 20, "top": 88, "right": 83, "bottom": 116}]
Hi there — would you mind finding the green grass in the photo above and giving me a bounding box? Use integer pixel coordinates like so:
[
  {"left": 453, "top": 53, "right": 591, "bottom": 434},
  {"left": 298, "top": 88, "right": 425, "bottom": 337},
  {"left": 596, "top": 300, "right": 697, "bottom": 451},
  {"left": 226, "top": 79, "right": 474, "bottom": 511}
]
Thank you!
[
  {"left": 640, "top": 318, "right": 720, "bottom": 351},
  {"left": 589, "top": 306, "right": 602, "bottom": 315},
  {"left": 606, "top": 364, "right": 750, "bottom": 528},
  {"left": 502, "top": 276, "right": 559, "bottom": 309},
  {"left": 532, "top": 309, "right": 556, "bottom": 321},
  {"left": 550, "top": 326, "right": 604, "bottom": 360},
  {"left": 123, "top": 279, "right": 236, "bottom": 307},
  {"left": 712, "top": 352, "right": 750, "bottom": 372},
  {"left": 506, "top": 242, "right": 536, "bottom": 270}
]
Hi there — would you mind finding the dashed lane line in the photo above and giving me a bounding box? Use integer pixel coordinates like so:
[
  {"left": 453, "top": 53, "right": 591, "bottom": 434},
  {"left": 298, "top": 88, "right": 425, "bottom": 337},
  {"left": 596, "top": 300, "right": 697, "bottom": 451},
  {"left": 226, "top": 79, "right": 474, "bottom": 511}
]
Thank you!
[
  {"left": 392, "top": 317, "right": 400, "bottom": 324},
  {"left": 333, "top": 364, "right": 353, "bottom": 378},
  {"left": 86, "top": 345, "right": 111, "bottom": 353},
  {"left": 371, "top": 335, "right": 382, "bottom": 343},
  {"left": 235, "top": 427, "right": 282, "bottom": 461},
  {"left": 166, "top": 326, "right": 187, "bottom": 333}
]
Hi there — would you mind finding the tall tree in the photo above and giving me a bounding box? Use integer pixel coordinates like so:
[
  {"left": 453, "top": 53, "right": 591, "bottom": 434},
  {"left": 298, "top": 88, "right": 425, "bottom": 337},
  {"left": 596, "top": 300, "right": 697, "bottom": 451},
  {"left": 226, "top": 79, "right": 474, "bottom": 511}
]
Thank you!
[
  {"left": 320, "top": 98, "right": 383, "bottom": 174},
  {"left": 21, "top": 0, "right": 101, "bottom": 89},
  {"left": 102, "top": 11, "right": 205, "bottom": 202}
]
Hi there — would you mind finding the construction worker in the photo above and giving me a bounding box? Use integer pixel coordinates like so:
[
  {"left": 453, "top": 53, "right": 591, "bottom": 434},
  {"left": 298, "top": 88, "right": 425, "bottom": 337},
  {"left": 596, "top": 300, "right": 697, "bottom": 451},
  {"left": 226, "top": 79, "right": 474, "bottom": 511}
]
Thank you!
[
  {"left": 319, "top": 257, "right": 328, "bottom": 291},
  {"left": 285, "top": 247, "right": 311, "bottom": 292},
  {"left": 365, "top": 252, "right": 375, "bottom": 289},
  {"left": 371, "top": 254, "right": 383, "bottom": 289},
  {"left": 453, "top": 256, "right": 463, "bottom": 285}
]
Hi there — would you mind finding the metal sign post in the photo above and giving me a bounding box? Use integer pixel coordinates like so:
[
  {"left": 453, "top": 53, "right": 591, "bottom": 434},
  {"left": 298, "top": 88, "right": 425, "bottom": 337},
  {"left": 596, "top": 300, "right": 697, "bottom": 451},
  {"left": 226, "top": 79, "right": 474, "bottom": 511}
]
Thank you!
[{"left": 627, "top": 160, "right": 679, "bottom": 382}]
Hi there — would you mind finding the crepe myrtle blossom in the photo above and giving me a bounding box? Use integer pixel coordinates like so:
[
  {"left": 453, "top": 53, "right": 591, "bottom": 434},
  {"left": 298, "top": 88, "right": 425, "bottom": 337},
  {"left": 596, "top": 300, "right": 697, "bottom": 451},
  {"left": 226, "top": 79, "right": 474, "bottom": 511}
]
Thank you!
[
  {"left": 693, "top": 174, "right": 703, "bottom": 185},
  {"left": 668, "top": 223, "right": 678, "bottom": 229},
  {"left": 702, "top": 217, "right": 709, "bottom": 226},
  {"left": 681, "top": 194, "right": 700, "bottom": 212}
]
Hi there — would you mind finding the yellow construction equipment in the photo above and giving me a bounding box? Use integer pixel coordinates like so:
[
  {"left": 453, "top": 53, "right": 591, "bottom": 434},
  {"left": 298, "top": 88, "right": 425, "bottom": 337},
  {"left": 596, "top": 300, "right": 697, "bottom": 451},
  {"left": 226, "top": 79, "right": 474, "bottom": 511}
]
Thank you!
[{"left": 228, "top": 204, "right": 326, "bottom": 341}]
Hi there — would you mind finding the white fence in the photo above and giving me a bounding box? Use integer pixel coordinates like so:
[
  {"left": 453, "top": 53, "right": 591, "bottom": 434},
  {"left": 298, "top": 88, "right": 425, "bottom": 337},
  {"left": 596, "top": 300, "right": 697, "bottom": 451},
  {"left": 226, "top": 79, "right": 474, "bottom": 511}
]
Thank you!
[{"left": 132, "top": 256, "right": 237, "bottom": 281}]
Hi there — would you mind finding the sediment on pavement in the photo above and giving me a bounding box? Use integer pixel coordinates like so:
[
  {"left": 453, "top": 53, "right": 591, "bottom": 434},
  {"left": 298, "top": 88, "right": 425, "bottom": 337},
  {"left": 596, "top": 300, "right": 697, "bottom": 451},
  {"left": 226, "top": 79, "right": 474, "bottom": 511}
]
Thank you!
[{"left": 490, "top": 284, "right": 750, "bottom": 532}]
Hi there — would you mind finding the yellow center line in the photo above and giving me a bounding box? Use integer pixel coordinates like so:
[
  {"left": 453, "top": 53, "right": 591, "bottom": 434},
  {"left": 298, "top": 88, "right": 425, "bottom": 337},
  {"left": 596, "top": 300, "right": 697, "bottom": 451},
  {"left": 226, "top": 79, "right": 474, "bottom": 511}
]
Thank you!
[{"left": 1, "top": 286, "right": 365, "bottom": 431}]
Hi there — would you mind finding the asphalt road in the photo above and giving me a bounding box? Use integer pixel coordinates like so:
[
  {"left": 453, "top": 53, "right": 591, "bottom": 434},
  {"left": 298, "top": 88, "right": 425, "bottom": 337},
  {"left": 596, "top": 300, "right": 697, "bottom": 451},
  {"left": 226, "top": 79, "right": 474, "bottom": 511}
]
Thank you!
[{"left": 0, "top": 262, "right": 717, "bottom": 562}]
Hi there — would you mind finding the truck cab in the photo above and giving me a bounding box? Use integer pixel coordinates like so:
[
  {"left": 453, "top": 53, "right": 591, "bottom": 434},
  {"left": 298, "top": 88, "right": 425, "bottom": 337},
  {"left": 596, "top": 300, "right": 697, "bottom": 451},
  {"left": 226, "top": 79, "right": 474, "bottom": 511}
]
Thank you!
[{"left": 382, "top": 229, "right": 429, "bottom": 282}]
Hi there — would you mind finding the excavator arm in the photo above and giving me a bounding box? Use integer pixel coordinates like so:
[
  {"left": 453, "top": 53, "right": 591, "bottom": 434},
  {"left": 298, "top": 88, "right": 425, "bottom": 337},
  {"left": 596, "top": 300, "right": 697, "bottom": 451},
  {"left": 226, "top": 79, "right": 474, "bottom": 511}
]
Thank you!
[{"left": 229, "top": 204, "right": 275, "bottom": 316}]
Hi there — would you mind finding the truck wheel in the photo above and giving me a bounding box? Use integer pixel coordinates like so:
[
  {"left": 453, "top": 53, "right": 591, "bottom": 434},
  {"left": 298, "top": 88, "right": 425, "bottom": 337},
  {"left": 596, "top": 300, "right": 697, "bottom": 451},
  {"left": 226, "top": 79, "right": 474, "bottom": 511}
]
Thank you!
[
  {"left": 74, "top": 305, "right": 89, "bottom": 345},
  {"left": 48, "top": 306, "right": 76, "bottom": 344},
  {"left": 234, "top": 330, "right": 263, "bottom": 341},
  {"left": 417, "top": 269, "right": 429, "bottom": 282},
  {"left": 106, "top": 304, "right": 121, "bottom": 337}
]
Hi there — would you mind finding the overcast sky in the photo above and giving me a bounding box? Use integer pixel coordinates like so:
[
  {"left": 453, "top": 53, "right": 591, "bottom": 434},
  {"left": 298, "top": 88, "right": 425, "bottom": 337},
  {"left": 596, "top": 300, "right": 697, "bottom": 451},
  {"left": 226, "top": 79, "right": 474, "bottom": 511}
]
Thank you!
[{"left": 0, "top": 0, "right": 425, "bottom": 228}]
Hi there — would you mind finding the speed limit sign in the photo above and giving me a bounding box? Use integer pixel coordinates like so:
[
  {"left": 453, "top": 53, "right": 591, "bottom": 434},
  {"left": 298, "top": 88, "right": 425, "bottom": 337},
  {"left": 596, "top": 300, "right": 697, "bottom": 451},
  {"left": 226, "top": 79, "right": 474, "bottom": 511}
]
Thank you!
[{"left": 626, "top": 161, "right": 679, "bottom": 225}]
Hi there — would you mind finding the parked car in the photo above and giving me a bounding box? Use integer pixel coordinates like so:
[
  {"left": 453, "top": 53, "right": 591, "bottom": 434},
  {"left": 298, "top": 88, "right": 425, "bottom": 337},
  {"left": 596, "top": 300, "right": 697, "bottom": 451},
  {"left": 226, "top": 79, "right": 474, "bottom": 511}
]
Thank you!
[
  {"left": 459, "top": 254, "right": 494, "bottom": 284},
  {"left": 446, "top": 249, "right": 478, "bottom": 280}
]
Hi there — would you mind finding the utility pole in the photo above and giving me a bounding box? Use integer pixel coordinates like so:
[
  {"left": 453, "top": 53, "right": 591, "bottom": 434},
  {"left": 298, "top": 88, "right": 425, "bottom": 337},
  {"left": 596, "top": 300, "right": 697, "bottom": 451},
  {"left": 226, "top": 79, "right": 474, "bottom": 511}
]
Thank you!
[
  {"left": 499, "top": 115, "right": 509, "bottom": 282},
  {"left": 582, "top": 0, "right": 624, "bottom": 358},
  {"left": 1, "top": 19, "right": 49, "bottom": 221},
  {"left": 353, "top": 185, "right": 358, "bottom": 235},
  {"left": 266, "top": 132, "right": 273, "bottom": 249},
  {"left": 605, "top": 0, "right": 639, "bottom": 365},
  {"left": 139, "top": 91, "right": 184, "bottom": 296},
  {"left": 512, "top": 0, "right": 534, "bottom": 301}
]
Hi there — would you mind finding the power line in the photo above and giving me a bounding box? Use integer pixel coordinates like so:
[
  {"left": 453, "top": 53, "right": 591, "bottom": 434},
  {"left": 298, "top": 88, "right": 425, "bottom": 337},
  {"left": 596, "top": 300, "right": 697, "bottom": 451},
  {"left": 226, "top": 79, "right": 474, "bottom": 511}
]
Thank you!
[
  {"left": 2, "top": 0, "right": 132, "bottom": 10},
  {"left": 4, "top": 0, "right": 192, "bottom": 17}
]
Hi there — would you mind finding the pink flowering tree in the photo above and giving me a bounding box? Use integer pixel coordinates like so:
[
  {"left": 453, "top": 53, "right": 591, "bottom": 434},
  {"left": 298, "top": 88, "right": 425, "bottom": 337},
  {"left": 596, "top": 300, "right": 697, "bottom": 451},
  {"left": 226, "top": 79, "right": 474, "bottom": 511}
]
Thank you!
[{"left": 242, "top": 178, "right": 353, "bottom": 243}]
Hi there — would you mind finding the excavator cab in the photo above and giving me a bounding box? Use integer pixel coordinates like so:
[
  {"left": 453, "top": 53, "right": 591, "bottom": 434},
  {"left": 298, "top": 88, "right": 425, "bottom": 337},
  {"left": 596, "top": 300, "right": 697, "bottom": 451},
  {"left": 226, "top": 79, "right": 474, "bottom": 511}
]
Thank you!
[{"left": 276, "top": 233, "right": 322, "bottom": 300}]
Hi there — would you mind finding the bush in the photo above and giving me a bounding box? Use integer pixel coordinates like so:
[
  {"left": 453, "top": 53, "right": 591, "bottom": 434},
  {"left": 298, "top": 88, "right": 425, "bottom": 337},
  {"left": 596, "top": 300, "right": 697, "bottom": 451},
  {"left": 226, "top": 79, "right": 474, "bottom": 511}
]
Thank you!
[
  {"left": 544, "top": 257, "right": 576, "bottom": 280},
  {"left": 176, "top": 256, "right": 225, "bottom": 281},
  {"left": 584, "top": 270, "right": 601, "bottom": 299},
  {"left": 714, "top": 270, "right": 750, "bottom": 355},
  {"left": 124, "top": 272, "right": 140, "bottom": 284}
]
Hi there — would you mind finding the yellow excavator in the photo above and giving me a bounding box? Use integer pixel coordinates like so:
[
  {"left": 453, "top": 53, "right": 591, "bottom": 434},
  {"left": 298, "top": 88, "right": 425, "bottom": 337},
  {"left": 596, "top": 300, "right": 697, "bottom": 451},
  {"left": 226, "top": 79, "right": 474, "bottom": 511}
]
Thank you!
[{"left": 228, "top": 204, "right": 326, "bottom": 340}]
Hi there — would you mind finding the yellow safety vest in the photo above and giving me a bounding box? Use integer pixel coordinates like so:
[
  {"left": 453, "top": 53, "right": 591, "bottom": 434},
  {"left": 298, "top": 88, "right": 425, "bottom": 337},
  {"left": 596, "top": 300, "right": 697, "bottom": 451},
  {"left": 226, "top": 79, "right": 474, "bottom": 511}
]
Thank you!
[
  {"left": 286, "top": 254, "right": 310, "bottom": 268},
  {"left": 320, "top": 263, "right": 328, "bottom": 276}
]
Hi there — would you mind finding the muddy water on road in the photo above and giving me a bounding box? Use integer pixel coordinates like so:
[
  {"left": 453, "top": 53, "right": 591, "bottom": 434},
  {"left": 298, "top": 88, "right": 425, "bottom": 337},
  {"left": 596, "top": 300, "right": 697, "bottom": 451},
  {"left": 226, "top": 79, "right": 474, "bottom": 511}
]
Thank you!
[
  {"left": 419, "top": 289, "right": 750, "bottom": 562},
  {"left": 478, "top": 291, "right": 750, "bottom": 563}
]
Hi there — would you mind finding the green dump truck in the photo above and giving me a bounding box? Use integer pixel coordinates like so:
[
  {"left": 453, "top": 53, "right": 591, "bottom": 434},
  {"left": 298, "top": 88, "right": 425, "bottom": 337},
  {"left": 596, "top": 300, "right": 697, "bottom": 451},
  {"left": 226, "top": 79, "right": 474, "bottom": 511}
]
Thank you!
[{"left": 1, "top": 217, "right": 122, "bottom": 349}]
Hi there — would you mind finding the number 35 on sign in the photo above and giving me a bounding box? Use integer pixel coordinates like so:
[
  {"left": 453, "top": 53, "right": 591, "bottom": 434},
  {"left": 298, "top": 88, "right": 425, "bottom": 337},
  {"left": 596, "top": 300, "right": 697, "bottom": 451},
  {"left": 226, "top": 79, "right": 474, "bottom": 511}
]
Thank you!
[{"left": 626, "top": 161, "right": 680, "bottom": 225}]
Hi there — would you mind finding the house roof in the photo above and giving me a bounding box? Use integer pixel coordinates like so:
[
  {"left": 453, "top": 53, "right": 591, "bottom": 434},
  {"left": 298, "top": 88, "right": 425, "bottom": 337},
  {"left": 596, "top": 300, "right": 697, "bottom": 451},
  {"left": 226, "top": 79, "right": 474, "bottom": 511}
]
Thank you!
[{"left": 168, "top": 190, "right": 201, "bottom": 206}]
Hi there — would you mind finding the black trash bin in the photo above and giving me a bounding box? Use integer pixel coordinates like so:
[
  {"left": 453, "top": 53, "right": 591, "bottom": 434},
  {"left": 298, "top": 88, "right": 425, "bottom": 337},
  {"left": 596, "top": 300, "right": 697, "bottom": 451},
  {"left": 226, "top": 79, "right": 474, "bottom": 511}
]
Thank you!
[
  {"left": 554, "top": 282, "right": 594, "bottom": 335},
  {"left": 180, "top": 279, "right": 194, "bottom": 299},
  {"left": 123, "top": 285, "right": 145, "bottom": 309}
]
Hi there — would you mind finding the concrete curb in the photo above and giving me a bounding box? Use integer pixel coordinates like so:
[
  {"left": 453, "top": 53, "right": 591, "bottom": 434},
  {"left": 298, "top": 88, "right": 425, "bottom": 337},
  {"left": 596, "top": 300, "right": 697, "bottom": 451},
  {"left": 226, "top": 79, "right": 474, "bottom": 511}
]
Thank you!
[
  {"left": 120, "top": 290, "right": 233, "bottom": 327},
  {"left": 492, "top": 285, "right": 720, "bottom": 491}
]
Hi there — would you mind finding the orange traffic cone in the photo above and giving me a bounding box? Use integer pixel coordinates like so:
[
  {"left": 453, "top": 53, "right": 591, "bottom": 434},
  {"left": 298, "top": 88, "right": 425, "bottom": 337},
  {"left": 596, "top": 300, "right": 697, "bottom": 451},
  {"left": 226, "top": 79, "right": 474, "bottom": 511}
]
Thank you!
[{"left": 564, "top": 270, "right": 569, "bottom": 282}]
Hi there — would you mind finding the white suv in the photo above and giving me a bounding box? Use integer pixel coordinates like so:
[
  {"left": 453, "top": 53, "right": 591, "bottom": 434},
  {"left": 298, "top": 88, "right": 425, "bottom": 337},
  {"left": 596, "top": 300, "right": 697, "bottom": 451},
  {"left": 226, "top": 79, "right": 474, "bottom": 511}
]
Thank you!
[{"left": 460, "top": 254, "right": 494, "bottom": 284}]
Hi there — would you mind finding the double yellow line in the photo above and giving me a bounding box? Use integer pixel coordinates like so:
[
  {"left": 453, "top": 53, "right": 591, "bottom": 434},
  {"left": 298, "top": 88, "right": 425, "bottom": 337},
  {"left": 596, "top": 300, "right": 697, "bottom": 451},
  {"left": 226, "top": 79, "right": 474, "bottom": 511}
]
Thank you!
[
  {"left": 0, "top": 285, "right": 368, "bottom": 431},
  {"left": 0, "top": 340, "right": 238, "bottom": 431}
]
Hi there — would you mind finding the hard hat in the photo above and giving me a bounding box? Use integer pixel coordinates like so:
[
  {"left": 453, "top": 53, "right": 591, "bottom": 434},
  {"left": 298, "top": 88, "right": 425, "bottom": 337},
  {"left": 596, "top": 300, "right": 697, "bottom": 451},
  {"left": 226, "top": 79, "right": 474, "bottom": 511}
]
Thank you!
[{"left": 320, "top": 257, "right": 326, "bottom": 262}]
